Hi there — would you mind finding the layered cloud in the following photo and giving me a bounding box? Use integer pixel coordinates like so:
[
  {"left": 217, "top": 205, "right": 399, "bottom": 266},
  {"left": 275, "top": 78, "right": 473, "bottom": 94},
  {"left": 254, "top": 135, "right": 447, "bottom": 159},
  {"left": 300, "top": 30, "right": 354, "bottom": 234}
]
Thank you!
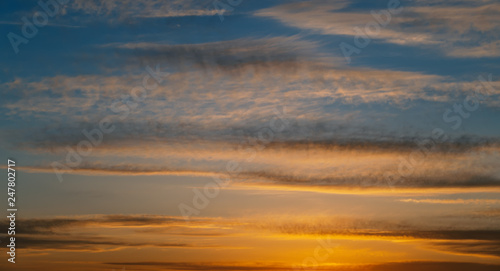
[
  {"left": 99, "top": 36, "right": 327, "bottom": 73},
  {"left": 3, "top": 34, "right": 499, "bottom": 127},
  {"left": 0, "top": 215, "right": 237, "bottom": 252},
  {"left": 13, "top": 132, "right": 500, "bottom": 191},
  {"left": 250, "top": 215, "right": 500, "bottom": 259},
  {"left": 255, "top": 0, "right": 500, "bottom": 58},
  {"left": 5, "top": 214, "right": 500, "bottom": 260},
  {"left": 3, "top": 33, "right": 499, "bottom": 133},
  {"left": 2, "top": 1, "right": 500, "bottom": 271},
  {"left": 4, "top": 37, "right": 496, "bottom": 193}
]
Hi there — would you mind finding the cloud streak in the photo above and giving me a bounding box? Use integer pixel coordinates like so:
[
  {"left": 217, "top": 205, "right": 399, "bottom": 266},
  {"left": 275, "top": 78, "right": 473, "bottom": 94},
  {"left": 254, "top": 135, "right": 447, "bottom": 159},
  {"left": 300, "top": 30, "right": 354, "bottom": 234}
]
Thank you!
[
  {"left": 14, "top": 134, "right": 500, "bottom": 191},
  {"left": 5, "top": 214, "right": 500, "bottom": 259},
  {"left": 255, "top": 0, "right": 500, "bottom": 58}
]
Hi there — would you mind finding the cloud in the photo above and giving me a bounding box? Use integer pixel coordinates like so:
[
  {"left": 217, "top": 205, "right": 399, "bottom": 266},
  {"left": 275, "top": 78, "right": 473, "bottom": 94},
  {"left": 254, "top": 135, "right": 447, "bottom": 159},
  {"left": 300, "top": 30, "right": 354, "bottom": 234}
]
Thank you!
[
  {"left": 6, "top": 214, "right": 500, "bottom": 258},
  {"left": 64, "top": 0, "right": 222, "bottom": 20},
  {"left": 447, "top": 41, "right": 500, "bottom": 58},
  {"left": 0, "top": 214, "right": 221, "bottom": 235},
  {"left": 255, "top": 0, "right": 435, "bottom": 46},
  {"left": 106, "top": 261, "right": 291, "bottom": 270},
  {"left": 4, "top": 52, "right": 498, "bottom": 127},
  {"left": 429, "top": 240, "right": 500, "bottom": 258},
  {"left": 14, "top": 133, "right": 500, "bottom": 191},
  {"left": 4, "top": 34, "right": 499, "bottom": 127},
  {"left": 98, "top": 36, "right": 334, "bottom": 77},
  {"left": 17, "top": 236, "right": 192, "bottom": 251},
  {"left": 0, "top": 21, "right": 82, "bottom": 28},
  {"left": 253, "top": 216, "right": 500, "bottom": 240},
  {"left": 254, "top": 0, "right": 500, "bottom": 58},
  {"left": 250, "top": 215, "right": 500, "bottom": 258},
  {"left": 473, "top": 209, "right": 500, "bottom": 217},
  {"left": 0, "top": 215, "right": 235, "bottom": 252},
  {"left": 2, "top": 39, "right": 499, "bottom": 194}
]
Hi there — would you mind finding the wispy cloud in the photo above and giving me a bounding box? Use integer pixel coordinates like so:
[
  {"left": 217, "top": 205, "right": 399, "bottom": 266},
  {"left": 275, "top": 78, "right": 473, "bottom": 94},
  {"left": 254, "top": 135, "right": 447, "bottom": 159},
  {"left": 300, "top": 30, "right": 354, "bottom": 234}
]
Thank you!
[
  {"left": 429, "top": 240, "right": 500, "bottom": 258},
  {"left": 17, "top": 237, "right": 195, "bottom": 251},
  {"left": 255, "top": 0, "right": 500, "bottom": 58},
  {"left": 64, "top": 0, "right": 222, "bottom": 19},
  {"left": 0, "top": 215, "right": 236, "bottom": 252},
  {"left": 5, "top": 213, "right": 500, "bottom": 259},
  {"left": 0, "top": 21, "right": 82, "bottom": 28},
  {"left": 14, "top": 135, "right": 500, "bottom": 191}
]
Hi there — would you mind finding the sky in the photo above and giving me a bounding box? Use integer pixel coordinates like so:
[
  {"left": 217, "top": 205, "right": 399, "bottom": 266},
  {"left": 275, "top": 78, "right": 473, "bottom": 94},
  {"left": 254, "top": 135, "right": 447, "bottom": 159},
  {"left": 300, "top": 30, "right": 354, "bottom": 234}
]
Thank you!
[{"left": 0, "top": 0, "right": 500, "bottom": 270}]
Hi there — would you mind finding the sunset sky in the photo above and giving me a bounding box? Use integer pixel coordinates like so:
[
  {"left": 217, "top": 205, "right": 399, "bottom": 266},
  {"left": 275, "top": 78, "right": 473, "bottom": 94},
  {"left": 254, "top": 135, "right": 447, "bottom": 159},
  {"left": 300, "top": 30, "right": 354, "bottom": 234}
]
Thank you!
[{"left": 1, "top": 0, "right": 500, "bottom": 270}]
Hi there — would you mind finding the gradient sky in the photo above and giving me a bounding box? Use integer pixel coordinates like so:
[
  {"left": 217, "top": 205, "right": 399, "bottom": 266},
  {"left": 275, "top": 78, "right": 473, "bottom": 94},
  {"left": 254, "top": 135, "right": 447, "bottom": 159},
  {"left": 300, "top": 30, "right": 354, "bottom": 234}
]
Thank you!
[{"left": 1, "top": 0, "right": 500, "bottom": 270}]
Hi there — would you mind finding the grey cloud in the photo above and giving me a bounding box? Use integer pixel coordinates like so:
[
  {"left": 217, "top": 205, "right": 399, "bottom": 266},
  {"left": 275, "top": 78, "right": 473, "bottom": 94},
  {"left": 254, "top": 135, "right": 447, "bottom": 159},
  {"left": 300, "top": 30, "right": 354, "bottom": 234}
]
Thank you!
[
  {"left": 100, "top": 36, "right": 331, "bottom": 77},
  {"left": 0, "top": 215, "right": 211, "bottom": 235},
  {"left": 66, "top": 0, "right": 221, "bottom": 19},
  {"left": 430, "top": 240, "right": 500, "bottom": 257},
  {"left": 16, "top": 236, "right": 193, "bottom": 251}
]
